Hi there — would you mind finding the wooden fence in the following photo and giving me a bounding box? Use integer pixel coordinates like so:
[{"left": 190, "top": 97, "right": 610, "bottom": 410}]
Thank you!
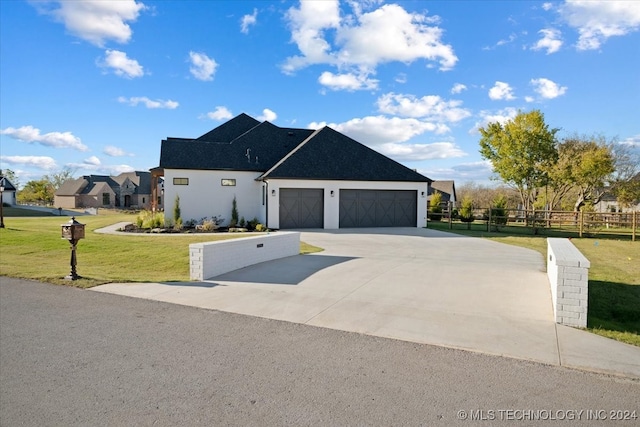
[{"left": 432, "top": 206, "right": 638, "bottom": 241}]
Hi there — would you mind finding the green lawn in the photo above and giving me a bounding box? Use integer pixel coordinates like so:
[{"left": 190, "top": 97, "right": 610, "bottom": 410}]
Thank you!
[
  {"left": 0, "top": 211, "right": 322, "bottom": 288},
  {"left": 427, "top": 220, "right": 640, "bottom": 346}
]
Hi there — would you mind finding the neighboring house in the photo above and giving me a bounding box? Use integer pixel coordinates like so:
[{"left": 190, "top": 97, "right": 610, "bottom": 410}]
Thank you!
[
  {"left": 0, "top": 176, "right": 17, "bottom": 206},
  {"left": 428, "top": 180, "right": 457, "bottom": 206},
  {"left": 154, "top": 113, "right": 432, "bottom": 229},
  {"left": 54, "top": 171, "right": 159, "bottom": 209}
]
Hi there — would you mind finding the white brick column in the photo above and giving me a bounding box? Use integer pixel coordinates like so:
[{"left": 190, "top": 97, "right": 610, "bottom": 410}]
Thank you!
[{"left": 547, "top": 238, "right": 590, "bottom": 327}]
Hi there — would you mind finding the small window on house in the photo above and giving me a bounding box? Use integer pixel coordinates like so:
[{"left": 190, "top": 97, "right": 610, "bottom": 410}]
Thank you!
[
  {"left": 173, "top": 178, "right": 189, "bottom": 185},
  {"left": 142, "top": 197, "right": 146, "bottom": 204},
  {"left": 102, "top": 193, "right": 110, "bottom": 205},
  {"left": 221, "top": 179, "right": 236, "bottom": 186},
  {"left": 157, "top": 196, "right": 162, "bottom": 205}
]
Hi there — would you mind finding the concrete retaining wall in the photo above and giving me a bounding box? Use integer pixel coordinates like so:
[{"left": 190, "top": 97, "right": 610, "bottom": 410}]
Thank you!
[
  {"left": 547, "top": 238, "right": 590, "bottom": 327},
  {"left": 190, "top": 232, "right": 300, "bottom": 281}
]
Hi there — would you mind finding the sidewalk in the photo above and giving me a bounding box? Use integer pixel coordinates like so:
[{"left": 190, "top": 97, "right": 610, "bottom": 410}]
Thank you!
[{"left": 90, "top": 228, "right": 640, "bottom": 379}]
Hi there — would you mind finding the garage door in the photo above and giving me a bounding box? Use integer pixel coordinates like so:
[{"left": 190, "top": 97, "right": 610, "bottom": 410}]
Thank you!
[
  {"left": 279, "top": 188, "right": 324, "bottom": 229},
  {"left": 340, "top": 190, "right": 417, "bottom": 227}
]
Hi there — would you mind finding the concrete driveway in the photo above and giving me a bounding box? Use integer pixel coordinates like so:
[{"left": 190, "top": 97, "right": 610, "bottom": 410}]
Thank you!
[{"left": 93, "top": 227, "right": 640, "bottom": 378}]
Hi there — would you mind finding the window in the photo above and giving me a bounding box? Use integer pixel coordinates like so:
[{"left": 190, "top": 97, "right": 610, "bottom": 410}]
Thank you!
[
  {"left": 173, "top": 178, "right": 189, "bottom": 185},
  {"left": 157, "top": 196, "right": 162, "bottom": 205},
  {"left": 102, "top": 193, "right": 110, "bottom": 205},
  {"left": 142, "top": 197, "right": 146, "bottom": 204},
  {"left": 221, "top": 179, "right": 236, "bottom": 186}
]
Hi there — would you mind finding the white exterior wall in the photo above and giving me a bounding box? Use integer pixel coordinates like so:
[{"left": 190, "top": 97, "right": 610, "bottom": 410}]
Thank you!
[
  {"left": 265, "top": 179, "right": 429, "bottom": 229},
  {"left": 190, "top": 232, "right": 300, "bottom": 280},
  {"left": 164, "top": 169, "right": 265, "bottom": 226}
]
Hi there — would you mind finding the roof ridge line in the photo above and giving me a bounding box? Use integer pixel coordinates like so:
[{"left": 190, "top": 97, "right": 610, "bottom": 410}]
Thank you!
[{"left": 258, "top": 127, "right": 323, "bottom": 180}]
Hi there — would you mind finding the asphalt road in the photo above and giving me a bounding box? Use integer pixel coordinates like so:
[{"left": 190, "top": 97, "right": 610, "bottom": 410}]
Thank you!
[{"left": 1, "top": 277, "right": 638, "bottom": 426}]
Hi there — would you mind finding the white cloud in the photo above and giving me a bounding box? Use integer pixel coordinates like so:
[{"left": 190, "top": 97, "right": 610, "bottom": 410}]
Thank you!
[
  {"left": 525, "top": 96, "right": 535, "bottom": 103},
  {"left": 560, "top": 0, "right": 640, "bottom": 50},
  {"left": 451, "top": 83, "right": 467, "bottom": 94},
  {"left": 395, "top": 73, "right": 407, "bottom": 84},
  {"left": 118, "top": 96, "right": 178, "bottom": 109},
  {"left": 0, "top": 125, "right": 88, "bottom": 151},
  {"left": 34, "top": 0, "right": 146, "bottom": 47},
  {"left": 470, "top": 107, "right": 519, "bottom": 133},
  {"left": 424, "top": 161, "right": 493, "bottom": 182},
  {"left": 532, "top": 28, "right": 563, "bottom": 54},
  {"left": 530, "top": 77, "right": 567, "bottom": 99},
  {"left": 496, "top": 33, "right": 517, "bottom": 46},
  {"left": 99, "top": 49, "right": 144, "bottom": 78},
  {"left": 65, "top": 161, "right": 135, "bottom": 175},
  {"left": 103, "top": 145, "right": 133, "bottom": 157},
  {"left": 241, "top": 8, "right": 258, "bottom": 34},
  {"left": 376, "top": 93, "right": 471, "bottom": 122},
  {"left": 189, "top": 51, "right": 217, "bottom": 81},
  {"left": 84, "top": 155, "right": 101, "bottom": 166},
  {"left": 542, "top": 3, "right": 554, "bottom": 12},
  {"left": 206, "top": 106, "right": 233, "bottom": 121},
  {"left": 283, "top": 2, "right": 457, "bottom": 88},
  {"left": 380, "top": 141, "right": 467, "bottom": 161},
  {"left": 310, "top": 116, "right": 449, "bottom": 147},
  {"left": 620, "top": 134, "right": 640, "bottom": 148},
  {"left": 318, "top": 71, "right": 378, "bottom": 91},
  {"left": 488, "top": 81, "right": 516, "bottom": 101},
  {"left": 0, "top": 155, "right": 58, "bottom": 170},
  {"left": 257, "top": 108, "right": 277, "bottom": 122}
]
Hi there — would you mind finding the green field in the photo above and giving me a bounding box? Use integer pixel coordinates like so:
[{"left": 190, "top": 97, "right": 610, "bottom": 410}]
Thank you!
[
  {"left": 0, "top": 209, "right": 321, "bottom": 288},
  {"left": 427, "top": 220, "right": 640, "bottom": 346}
]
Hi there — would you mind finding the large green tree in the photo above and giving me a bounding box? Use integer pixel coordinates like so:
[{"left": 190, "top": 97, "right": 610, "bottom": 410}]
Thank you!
[
  {"left": 479, "top": 110, "right": 559, "bottom": 211},
  {"left": 17, "top": 179, "right": 54, "bottom": 205},
  {"left": 547, "top": 135, "right": 616, "bottom": 212}
]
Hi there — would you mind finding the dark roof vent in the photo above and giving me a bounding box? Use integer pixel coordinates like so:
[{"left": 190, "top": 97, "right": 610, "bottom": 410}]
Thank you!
[{"left": 288, "top": 131, "right": 294, "bottom": 136}]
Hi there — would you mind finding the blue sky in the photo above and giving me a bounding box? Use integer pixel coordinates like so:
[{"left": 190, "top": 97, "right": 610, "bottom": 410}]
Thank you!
[{"left": 1, "top": 0, "right": 639, "bottom": 188}]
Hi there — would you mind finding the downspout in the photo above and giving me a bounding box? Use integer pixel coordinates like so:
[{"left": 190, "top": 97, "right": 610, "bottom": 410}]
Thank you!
[{"left": 264, "top": 180, "right": 269, "bottom": 229}]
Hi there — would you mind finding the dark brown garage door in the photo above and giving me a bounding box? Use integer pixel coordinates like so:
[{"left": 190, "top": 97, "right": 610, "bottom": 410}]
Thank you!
[
  {"left": 279, "top": 188, "right": 324, "bottom": 229},
  {"left": 339, "top": 190, "right": 417, "bottom": 227}
]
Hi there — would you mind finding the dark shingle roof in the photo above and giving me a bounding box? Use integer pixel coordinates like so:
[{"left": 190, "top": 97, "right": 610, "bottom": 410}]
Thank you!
[
  {"left": 159, "top": 114, "right": 431, "bottom": 183},
  {"left": 430, "top": 180, "right": 456, "bottom": 201},
  {"left": 196, "top": 113, "right": 260, "bottom": 142},
  {"left": 261, "top": 126, "right": 431, "bottom": 182},
  {"left": 160, "top": 121, "right": 313, "bottom": 172},
  {"left": 0, "top": 177, "right": 17, "bottom": 191}
]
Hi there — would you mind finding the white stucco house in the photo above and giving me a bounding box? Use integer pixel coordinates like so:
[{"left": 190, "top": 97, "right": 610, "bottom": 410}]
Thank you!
[{"left": 152, "top": 113, "right": 432, "bottom": 229}]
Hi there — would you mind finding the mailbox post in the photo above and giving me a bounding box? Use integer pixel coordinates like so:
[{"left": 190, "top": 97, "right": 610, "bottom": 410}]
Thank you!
[{"left": 61, "top": 216, "right": 85, "bottom": 280}]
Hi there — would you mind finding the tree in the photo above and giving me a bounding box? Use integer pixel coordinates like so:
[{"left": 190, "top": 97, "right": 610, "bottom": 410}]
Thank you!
[
  {"left": 429, "top": 191, "right": 442, "bottom": 221},
  {"left": 17, "top": 179, "right": 54, "bottom": 205},
  {"left": 44, "top": 167, "right": 76, "bottom": 190},
  {"left": 548, "top": 135, "right": 615, "bottom": 212},
  {"left": 230, "top": 196, "right": 239, "bottom": 227},
  {"left": 458, "top": 196, "right": 475, "bottom": 229},
  {"left": 479, "top": 110, "right": 559, "bottom": 211}
]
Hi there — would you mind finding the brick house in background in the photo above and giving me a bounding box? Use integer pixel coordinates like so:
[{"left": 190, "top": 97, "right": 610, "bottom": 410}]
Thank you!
[{"left": 54, "top": 171, "right": 161, "bottom": 210}]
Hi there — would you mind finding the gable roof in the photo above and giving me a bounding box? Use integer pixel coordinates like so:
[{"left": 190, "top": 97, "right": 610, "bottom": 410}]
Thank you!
[
  {"left": 160, "top": 121, "right": 314, "bottom": 172},
  {"left": 261, "top": 126, "right": 431, "bottom": 182},
  {"left": 0, "top": 176, "right": 17, "bottom": 191},
  {"left": 430, "top": 180, "right": 456, "bottom": 201},
  {"left": 55, "top": 172, "right": 152, "bottom": 196},
  {"left": 196, "top": 113, "right": 260, "bottom": 142},
  {"left": 159, "top": 114, "right": 431, "bottom": 183}
]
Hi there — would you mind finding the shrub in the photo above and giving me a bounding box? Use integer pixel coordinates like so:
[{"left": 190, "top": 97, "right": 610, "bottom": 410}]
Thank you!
[
  {"left": 491, "top": 194, "right": 508, "bottom": 226},
  {"left": 230, "top": 196, "right": 239, "bottom": 227},
  {"left": 239, "top": 216, "right": 246, "bottom": 227},
  {"left": 247, "top": 217, "right": 259, "bottom": 231},
  {"left": 458, "top": 196, "right": 475, "bottom": 229},
  {"left": 255, "top": 223, "right": 265, "bottom": 232},
  {"left": 429, "top": 191, "right": 443, "bottom": 221},
  {"left": 173, "top": 195, "right": 181, "bottom": 225},
  {"left": 136, "top": 210, "right": 165, "bottom": 229}
]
